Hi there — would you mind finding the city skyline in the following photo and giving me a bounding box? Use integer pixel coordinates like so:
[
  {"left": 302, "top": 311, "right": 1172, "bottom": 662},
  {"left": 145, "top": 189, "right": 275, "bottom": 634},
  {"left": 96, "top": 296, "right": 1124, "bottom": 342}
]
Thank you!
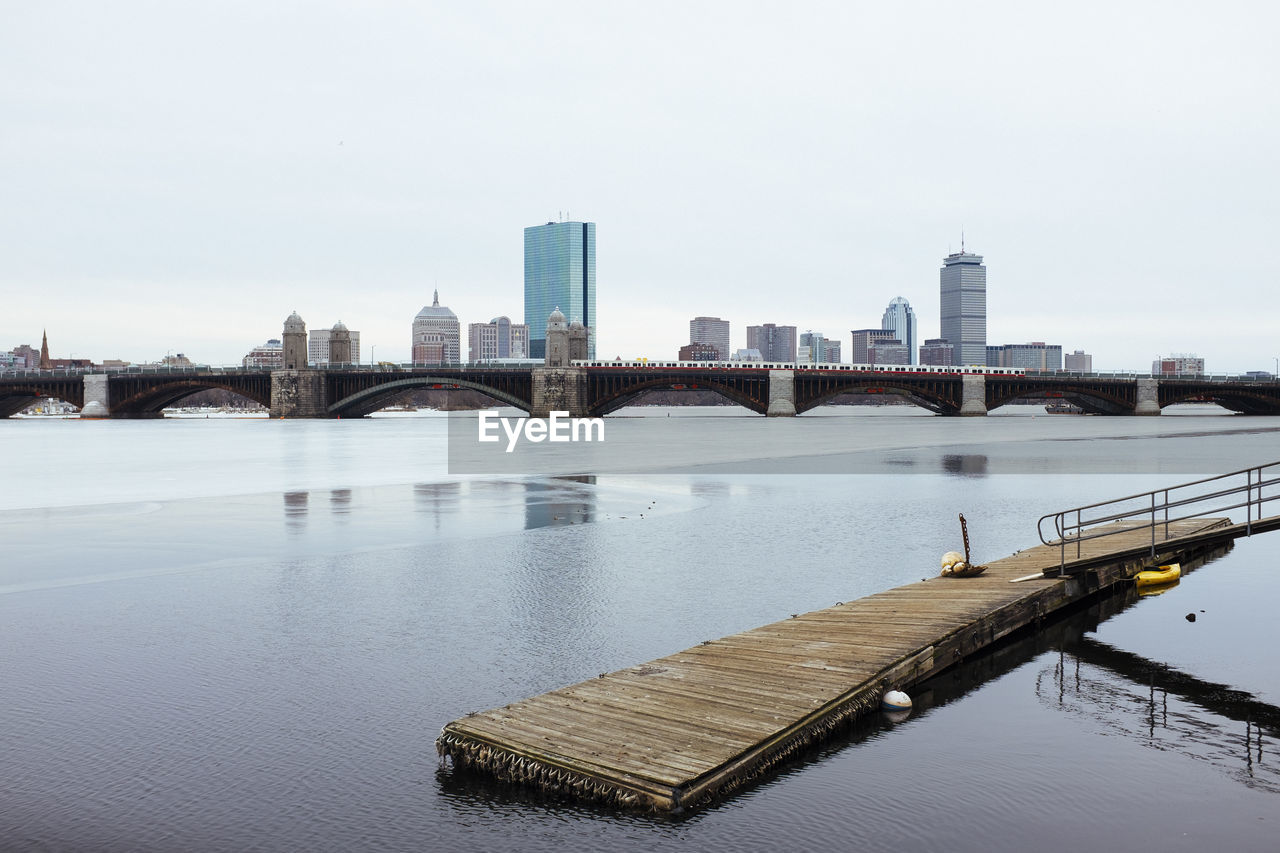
[{"left": 4, "top": 4, "right": 1278, "bottom": 373}]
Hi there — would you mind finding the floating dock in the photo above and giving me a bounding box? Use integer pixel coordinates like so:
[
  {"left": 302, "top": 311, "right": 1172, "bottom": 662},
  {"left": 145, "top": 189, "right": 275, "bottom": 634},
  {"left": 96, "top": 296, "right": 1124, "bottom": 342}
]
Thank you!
[{"left": 437, "top": 516, "right": 1253, "bottom": 812}]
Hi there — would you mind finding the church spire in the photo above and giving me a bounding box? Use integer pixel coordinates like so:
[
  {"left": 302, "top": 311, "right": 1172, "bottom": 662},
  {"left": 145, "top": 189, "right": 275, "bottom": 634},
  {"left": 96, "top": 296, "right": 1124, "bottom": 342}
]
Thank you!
[{"left": 39, "top": 329, "right": 51, "bottom": 370}]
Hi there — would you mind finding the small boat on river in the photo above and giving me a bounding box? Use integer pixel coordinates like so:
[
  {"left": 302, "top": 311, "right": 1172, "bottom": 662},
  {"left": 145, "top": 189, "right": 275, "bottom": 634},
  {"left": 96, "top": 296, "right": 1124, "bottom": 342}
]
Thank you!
[{"left": 1135, "top": 563, "right": 1181, "bottom": 588}]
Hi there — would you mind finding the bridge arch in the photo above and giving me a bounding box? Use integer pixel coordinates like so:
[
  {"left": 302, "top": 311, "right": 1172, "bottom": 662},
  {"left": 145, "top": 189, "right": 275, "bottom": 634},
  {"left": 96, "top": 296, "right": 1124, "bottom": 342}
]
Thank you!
[
  {"left": 112, "top": 378, "right": 273, "bottom": 415},
  {"left": 0, "top": 380, "right": 86, "bottom": 418},
  {"left": 792, "top": 373, "right": 963, "bottom": 415},
  {"left": 587, "top": 376, "right": 768, "bottom": 416},
  {"left": 793, "top": 382, "right": 958, "bottom": 415},
  {"left": 328, "top": 376, "right": 533, "bottom": 418},
  {"left": 985, "top": 378, "right": 1135, "bottom": 415},
  {"left": 1158, "top": 385, "right": 1280, "bottom": 415},
  {"left": 1, "top": 390, "right": 43, "bottom": 418}
]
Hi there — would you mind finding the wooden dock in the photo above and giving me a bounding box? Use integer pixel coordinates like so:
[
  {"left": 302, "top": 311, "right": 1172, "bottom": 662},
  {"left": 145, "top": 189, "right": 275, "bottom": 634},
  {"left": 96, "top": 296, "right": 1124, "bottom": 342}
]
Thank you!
[{"left": 437, "top": 516, "right": 1252, "bottom": 812}]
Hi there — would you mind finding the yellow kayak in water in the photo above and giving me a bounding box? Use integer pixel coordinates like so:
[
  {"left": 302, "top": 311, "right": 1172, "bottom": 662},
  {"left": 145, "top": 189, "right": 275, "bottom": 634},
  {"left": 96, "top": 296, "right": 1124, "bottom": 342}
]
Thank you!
[{"left": 1135, "top": 563, "right": 1181, "bottom": 588}]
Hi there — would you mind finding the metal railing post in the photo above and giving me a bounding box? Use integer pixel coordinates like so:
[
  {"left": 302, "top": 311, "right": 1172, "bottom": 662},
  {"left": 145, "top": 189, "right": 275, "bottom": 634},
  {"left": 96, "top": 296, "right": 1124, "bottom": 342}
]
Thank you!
[
  {"left": 1149, "top": 492, "right": 1157, "bottom": 558},
  {"left": 1247, "top": 467, "right": 1254, "bottom": 536},
  {"left": 1163, "top": 488, "right": 1170, "bottom": 540},
  {"left": 1076, "top": 509, "right": 1082, "bottom": 561}
]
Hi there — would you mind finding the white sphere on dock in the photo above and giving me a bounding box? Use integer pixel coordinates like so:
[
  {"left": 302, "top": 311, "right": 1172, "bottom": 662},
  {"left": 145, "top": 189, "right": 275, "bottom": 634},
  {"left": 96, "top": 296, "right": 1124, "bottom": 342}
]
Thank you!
[
  {"left": 882, "top": 690, "right": 912, "bottom": 711},
  {"left": 941, "top": 551, "right": 964, "bottom": 569}
]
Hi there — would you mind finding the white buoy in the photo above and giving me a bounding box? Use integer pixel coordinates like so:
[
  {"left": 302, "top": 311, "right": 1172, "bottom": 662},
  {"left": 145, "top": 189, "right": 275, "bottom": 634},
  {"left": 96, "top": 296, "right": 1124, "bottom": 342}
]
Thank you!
[{"left": 882, "top": 689, "right": 912, "bottom": 711}]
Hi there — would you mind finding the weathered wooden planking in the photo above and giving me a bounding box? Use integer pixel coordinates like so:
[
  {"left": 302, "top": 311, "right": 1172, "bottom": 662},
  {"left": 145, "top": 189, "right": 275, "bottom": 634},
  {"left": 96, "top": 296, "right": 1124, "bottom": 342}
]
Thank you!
[{"left": 438, "top": 517, "right": 1240, "bottom": 811}]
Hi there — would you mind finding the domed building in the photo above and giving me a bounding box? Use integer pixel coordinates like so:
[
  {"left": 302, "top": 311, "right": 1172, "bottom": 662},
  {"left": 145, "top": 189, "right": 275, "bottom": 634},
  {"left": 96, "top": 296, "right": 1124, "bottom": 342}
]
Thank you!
[{"left": 412, "top": 290, "right": 460, "bottom": 365}]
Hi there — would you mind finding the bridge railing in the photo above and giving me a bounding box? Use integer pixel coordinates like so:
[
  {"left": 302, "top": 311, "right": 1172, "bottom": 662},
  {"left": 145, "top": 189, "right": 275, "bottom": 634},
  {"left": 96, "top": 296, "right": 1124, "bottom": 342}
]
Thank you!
[{"left": 1038, "top": 460, "right": 1280, "bottom": 574}]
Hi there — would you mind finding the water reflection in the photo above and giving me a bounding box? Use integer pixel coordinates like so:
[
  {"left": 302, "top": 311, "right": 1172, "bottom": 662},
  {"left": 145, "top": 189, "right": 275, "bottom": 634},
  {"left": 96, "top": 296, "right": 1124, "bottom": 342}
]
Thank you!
[
  {"left": 942, "top": 454, "right": 988, "bottom": 476},
  {"left": 523, "top": 476, "right": 597, "bottom": 530},
  {"left": 1038, "top": 640, "right": 1279, "bottom": 793},
  {"left": 283, "top": 491, "right": 308, "bottom": 532},
  {"left": 414, "top": 482, "right": 463, "bottom": 532},
  {"left": 330, "top": 489, "right": 352, "bottom": 518}
]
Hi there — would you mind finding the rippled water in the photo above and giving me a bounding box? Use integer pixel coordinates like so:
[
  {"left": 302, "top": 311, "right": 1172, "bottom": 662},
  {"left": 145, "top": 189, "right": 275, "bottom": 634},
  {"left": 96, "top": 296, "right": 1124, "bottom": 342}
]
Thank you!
[{"left": 2, "top": 406, "right": 1278, "bottom": 851}]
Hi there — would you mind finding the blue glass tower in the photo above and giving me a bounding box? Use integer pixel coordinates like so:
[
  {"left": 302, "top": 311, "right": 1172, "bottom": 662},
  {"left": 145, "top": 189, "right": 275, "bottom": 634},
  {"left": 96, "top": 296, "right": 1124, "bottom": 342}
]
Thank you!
[{"left": 524, "top": 221, "right": 596, "bottom": 359}]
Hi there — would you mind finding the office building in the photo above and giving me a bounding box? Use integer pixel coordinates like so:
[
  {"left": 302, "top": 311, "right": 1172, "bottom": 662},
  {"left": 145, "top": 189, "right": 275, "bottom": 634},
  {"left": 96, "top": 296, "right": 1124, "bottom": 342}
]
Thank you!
[
  {"left": 309, "top": 326, "right": 361, "bottom": 365},
  {"left": 10, "top": 344, "right": 39, "bottom": 369},
  {"left": 689, "top": 316, "right": 730, "bottom": 361},
  {"left": 987, "top": 342, "right": 1062, "bottom": 371},
  {"left": 1064, "top": 350, "right": 1092, "bottom": 373},
  {"left": 525, "top": 220, "right": 596, "bottom": 359},
  {"left": 919, "top": 338, "right": 955, "bottom": 366},
  {"left": 412, "top": 290, "right": 460, "bottom": 365},
  {"left": 469, "top": 316, "right": 529, "bottom": 362},
  {"left": 881, "top": 297, "right": 918, "bottom": 364},
  {"left": 678, "top": 342, "right": 721, "bottom": 361},
  {"left": 940, "top": 248, "right": 987, "bottom": 365},
  {"left": 1153, "top": 355, "right": 1204, "bottom": 376},
  {"left": 850, "top": 329, "right": 897, "bottom": 365},
  {"left": 746, "top": 324, "right": 797, "bottom": 362},
  {"left": 799, "top": 331, "right": 840, "bottom": 364}
]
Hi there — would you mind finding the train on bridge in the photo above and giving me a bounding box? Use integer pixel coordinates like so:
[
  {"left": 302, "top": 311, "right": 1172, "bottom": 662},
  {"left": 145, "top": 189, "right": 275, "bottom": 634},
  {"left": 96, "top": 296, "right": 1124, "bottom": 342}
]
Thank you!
[
  {"left": 573, "top": 356, "right": 1029, "bottom": 373},
  {"left": 571, "top": 360, "right": 1028, "bottom": 376}
]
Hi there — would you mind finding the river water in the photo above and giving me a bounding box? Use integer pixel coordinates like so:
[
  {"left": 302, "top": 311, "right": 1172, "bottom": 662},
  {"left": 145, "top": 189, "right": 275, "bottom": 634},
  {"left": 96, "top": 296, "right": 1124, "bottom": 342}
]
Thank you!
[{"left": 3, "top": 406, "right": 1279, "bottom": 852}]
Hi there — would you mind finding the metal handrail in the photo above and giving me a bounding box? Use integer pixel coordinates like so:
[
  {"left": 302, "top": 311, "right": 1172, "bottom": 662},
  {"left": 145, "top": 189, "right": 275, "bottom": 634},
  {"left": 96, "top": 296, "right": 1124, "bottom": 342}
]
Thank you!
[{"left": 1037, "top": 461, "right": 1280, "bottom": 574}]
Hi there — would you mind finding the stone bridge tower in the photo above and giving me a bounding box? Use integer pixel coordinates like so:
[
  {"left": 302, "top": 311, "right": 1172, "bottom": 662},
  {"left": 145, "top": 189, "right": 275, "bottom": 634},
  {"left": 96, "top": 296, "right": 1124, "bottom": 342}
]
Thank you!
[
  {"left": 568, "top": 319, "right": 588, "bottom": 362},
  {"left": 544, "top": 308, "right": 569, "bottom": 367},
  {"left": 283, "top": 312, "right": 307, "bottom": 370},
  {"left": 329, "top": 321, "right": 352, "bottom": 365}
]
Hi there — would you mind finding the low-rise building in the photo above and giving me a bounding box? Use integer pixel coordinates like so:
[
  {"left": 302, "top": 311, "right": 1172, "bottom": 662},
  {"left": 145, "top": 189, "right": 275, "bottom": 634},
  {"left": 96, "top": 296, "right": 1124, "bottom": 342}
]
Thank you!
[
  {"left": 919, "top": 339, "right": 954, "bottom": 366},
  {"left": 1153, "top": 355, "right": 1204, "bottom": 376},
  {"left": 1064, "top": 350, "right": 1092, "bottom": 373},
  {"left": 850, "top": 329, "right": 897, "bottom": 364},
  {"left": 869, "top": 340, "right": 909, "bottom": 365},
  {"left": 987, "top": 342, "right": 1063, "bottom": 372},
  {"left": 469, "top": 316, "right": 529, "bottom": 362},
  {"left": 678, "top": 342, "right": 721, "bottom": 361},
  {"left": 243, "top": 339, "right": 283, "bottom": 369}
]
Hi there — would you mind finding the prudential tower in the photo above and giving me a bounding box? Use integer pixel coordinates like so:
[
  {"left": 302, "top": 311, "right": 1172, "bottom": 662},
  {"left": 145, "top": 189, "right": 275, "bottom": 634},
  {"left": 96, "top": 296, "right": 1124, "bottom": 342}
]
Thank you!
[{"left": 939, "top": 246, "right": 986, "bottom": 366}]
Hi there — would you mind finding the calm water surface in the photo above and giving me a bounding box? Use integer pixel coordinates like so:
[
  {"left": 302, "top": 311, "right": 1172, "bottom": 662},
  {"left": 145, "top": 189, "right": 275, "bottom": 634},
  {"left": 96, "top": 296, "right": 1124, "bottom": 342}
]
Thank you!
[{"left": 3, "top": 406, "right": 1279, "bottom": 852}]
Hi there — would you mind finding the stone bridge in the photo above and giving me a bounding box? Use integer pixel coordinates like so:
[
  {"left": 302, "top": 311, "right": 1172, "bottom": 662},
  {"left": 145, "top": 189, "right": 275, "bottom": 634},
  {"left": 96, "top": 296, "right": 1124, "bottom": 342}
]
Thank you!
[{"left": 2, "top": 366, "right": 1279, "bottom": 418}]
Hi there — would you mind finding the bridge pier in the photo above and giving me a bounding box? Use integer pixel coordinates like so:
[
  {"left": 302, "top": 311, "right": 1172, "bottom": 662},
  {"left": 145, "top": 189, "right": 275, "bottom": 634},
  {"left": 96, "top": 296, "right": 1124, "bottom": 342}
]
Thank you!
[
  {"left": 1134, "top": 378, "right": 1161, "bottom": 415},
  {"left": 81, "top": 375, "right": 110, "bottom": 419},
  {"left": 960, "top": 374, "right": 987, "bottom": 416},
  {"left": 766, "top": 370, "right": 796, "bottom": 417},
  {"left": 530, "top": 367, "right": 588, "bottom": 418},
  {"left": 270, "top": 370, "right": 330, "bottom": 418}
]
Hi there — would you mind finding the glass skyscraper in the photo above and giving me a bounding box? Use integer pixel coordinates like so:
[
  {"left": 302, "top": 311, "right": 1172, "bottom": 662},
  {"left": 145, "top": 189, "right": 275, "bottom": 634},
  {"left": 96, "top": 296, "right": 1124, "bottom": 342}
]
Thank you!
[
  {"left": 524, "top": 221, "right": 596, "bottom": 359},
  {"left": 881, "top": 297, "right": 917, "bottom": 364},
  {"left": 939, "top": 250, "right": 986, "bottom": 366}
]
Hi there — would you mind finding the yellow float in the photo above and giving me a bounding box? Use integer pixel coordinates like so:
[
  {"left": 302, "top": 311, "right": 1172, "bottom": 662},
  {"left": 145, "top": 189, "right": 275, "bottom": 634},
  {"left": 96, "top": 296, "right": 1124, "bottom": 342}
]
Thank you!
[{"left": 1135, "top": 563, "right": 1181, "bottom": 589}]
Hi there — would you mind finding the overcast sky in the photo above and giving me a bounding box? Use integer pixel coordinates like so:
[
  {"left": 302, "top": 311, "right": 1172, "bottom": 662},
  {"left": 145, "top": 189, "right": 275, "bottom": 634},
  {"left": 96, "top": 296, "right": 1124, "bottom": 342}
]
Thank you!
[{"left": 4, "top": 1, "right": 1278, "bottom": 371}]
